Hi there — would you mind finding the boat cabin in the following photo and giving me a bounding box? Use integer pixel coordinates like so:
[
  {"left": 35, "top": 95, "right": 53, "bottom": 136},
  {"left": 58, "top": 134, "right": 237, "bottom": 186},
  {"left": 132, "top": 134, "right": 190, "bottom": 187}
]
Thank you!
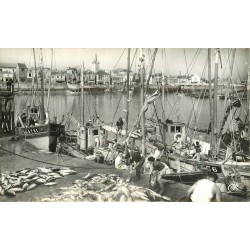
[
  {"left": 146, "top": 118, "right": 187, "bottom": 146},
  {"left": 77, "top": 124, "right": 108, "bottom": 150}
]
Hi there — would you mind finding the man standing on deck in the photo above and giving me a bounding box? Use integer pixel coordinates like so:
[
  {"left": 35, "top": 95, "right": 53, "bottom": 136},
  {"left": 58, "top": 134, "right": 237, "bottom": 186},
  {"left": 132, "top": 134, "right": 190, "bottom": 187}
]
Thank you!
[{"left": 186, "top": 172, "right": 221, "bottom": 202}]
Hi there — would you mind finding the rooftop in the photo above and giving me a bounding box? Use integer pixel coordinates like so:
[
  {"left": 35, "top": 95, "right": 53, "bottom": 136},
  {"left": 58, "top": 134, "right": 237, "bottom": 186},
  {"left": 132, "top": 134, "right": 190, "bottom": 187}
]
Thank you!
[
  {"left": 17, "top": 63, "right": 27, "bottom": 69},
  {"left": 0, "top": 63, "right": 16, "bottom": 68},
  {"left": 96, "top": 70, "right": 109, "bottom": 75}
]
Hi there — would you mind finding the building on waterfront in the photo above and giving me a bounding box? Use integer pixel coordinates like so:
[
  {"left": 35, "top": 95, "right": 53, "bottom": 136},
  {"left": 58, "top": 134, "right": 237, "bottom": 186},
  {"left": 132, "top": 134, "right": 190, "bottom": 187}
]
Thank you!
[
  {"left": 16, "top": 63, "right": 28, "bottom": 82},
  {"left": 152, "top": 73, "right": 169, "bottom": 85},
  {"left": 0, "top": 62, "right": 28, "bottom": 83},
  {"left": 177, "top": 75, "right": 190, "bottom": 84},
  {"left": 111, "top": 68, "right": 133, "bottom": 85},
  {"left": 96, "top": 70, "right": 110, "bottom": 85},
  {"left": 0, "top": 63, "right": 16, "bottom": 82},
  {"left": 190, "top": 74, "right": 201, "bottom": 84},
  {"left": 26, "top": 67, "right": 51, "bottom": 83}
]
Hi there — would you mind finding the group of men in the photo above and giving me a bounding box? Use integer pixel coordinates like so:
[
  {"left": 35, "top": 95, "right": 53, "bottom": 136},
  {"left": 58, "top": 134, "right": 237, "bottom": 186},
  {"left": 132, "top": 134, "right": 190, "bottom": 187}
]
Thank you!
[
  {"left": 95, "top": 116, "right": 222, "bottom": 202},
  {"left": 113, "top": 140, "right": 221, "bottom": 201}
]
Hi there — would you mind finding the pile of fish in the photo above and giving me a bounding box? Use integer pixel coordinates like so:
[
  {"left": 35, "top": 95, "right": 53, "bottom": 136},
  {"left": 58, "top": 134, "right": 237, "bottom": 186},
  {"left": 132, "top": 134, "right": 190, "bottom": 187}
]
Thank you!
[
  {"left": 0, "top": 167, "right": 76, "bottom": 197},
  {"left": 41, "top": 173, "right": 171, "bottom": 202}
]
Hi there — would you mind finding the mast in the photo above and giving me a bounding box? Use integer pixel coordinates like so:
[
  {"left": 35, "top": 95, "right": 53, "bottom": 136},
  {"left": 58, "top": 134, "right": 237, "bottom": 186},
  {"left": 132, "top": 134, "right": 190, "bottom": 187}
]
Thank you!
[
  {"left": 81, "top": 60, "right": 85, "bottom": 125},
  {"left": 223, "top": 49, "right": 236, "bottom": 112},
  {"left": 46, "top": 48, "right": 53, "bottom": 112},
  {"left": 125, "top": 48, "right": 130, "bottom": 156},
  {"left": 208, "top": 48, "right": 215, "bottom": 157},
  {"left": 247, "top": 49, "right": 250, "bottom": 155},
  {"left": 39, "top": 48, "right": 45, "bottom": 124},
  {"left": 146, "top": 48, "right": 158, "bottom": 93},
  {"left": 213, "top": 48, "right": 220, "bottom": 158},
  {"left": 140, "top": 49, "right": 146, "bottom": 157},
  {"left": 32, "top": 48, "right": 38, "bottom": 91},
  {"left": 162, "top": 70, "right": 166, "bottom": 147},
  {"left": 162, "top": 70, "right": 165, "bottom": 120}
]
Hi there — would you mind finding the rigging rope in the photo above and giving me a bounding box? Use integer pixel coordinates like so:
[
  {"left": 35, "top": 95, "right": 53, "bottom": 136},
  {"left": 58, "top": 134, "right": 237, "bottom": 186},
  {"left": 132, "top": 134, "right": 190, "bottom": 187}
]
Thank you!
[
  {"left": 110, "top": 48, "right": 138, "bottom": 126},
  {"left": 112, "top": 48, "right": 126, "bottom": 71}
]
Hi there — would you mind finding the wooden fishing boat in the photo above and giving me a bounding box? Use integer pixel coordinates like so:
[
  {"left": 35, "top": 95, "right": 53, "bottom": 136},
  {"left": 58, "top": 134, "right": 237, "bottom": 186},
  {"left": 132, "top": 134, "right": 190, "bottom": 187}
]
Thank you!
[
  {"left": 66, "top": 82, "right": 81, "bottom": 93},
  {"left": 143, "top": 48, "right": 249, "bottom": 196},
  {"left": 15, "top": 49, "right": 65, "bottom": 152}
]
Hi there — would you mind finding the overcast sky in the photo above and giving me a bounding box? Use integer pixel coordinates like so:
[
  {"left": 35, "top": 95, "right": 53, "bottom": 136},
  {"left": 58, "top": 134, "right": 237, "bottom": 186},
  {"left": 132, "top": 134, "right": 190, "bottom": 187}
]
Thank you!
[{"left": 0, "top": 48, "right": 248, "bottom": 80}]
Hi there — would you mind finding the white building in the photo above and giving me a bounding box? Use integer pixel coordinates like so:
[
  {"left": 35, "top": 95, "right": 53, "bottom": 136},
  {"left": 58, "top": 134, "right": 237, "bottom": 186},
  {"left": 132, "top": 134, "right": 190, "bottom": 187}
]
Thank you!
[{"left": 190, "top": 74, "right": 201, "bottom": 84}]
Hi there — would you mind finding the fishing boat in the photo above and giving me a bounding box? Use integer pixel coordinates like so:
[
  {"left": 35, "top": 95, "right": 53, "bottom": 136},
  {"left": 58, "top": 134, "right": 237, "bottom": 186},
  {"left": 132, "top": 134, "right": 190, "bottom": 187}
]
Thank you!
[
  {"left": 15, "top": 49, "right": 65, "bottom": 152},
  {"left": 66, "top": 82, "right": 81, "bottom": 93},
  {"left": 143, "top": 48, "right": 249, "bottom": 196}
]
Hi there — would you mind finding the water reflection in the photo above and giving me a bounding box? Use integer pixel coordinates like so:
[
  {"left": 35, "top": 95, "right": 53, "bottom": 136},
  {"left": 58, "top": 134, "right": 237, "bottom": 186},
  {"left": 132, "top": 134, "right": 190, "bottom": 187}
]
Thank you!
[{"left": 14, "top": 90, "right": 246, "bottom": 130}]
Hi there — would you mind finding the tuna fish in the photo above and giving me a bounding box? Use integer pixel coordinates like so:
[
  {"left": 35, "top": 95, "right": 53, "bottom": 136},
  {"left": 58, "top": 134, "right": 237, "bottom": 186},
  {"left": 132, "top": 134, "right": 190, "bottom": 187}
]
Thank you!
[
  {"left": 5, "top": 189, "right": 16, "bottom": 196},
  {"left": 27, "top": 183, "right": 37, "bottom": 191},
  {"left": 22, "top": 183, "right": 29, "bottom": 190},
  {"left": 0, "top": 186, "right": 5, "bottom": 196},
  {"left": 44, "top": 182, "right": 57, "bottom": 186},
  {"left": 8, "top": 188, "right": 24, "bottom": 193},
  {"left": 35, "top": 178, "right": 46, "bottom": 185}
]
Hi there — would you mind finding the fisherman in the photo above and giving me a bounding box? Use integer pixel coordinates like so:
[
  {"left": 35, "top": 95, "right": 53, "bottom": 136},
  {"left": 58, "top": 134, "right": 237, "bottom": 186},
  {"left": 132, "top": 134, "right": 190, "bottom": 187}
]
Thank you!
[
  {"left": 112, "top": 139, "right": 119, "bottom": 150},
  {"left": 192, "top": 141, "right": 202, "bottom": 160},
  {"left": 186, "top": 172, "right": 221, "bottom": 202},
  {"left": 20, "top": 109, "right": 27, "bottom": 124},
  {"left": 128, "top": 151, "right": 145, "bottom": 181},
  {"left": 96, "top": 114, "right": 101, "bottom": 125},
  {"left": 116, "top": 117, "right": 124, "bottom": 135},
  {"left": 94, "top": 137, "right": 100, "bottom": 147},
  {"left": 29, "top": 116, "right": 35, "bottom": 127},
  {"left": 6, "top": 78, "right": 13, "bottom": 91},
  {"left": 86, "top": 119, "right": 92, "bottom": 127},
  {"left": 114, "top": 151, "right": 127, "bottom": 170},
  {"left": 147, "top": 156, "right": 171, "bottom": 195},
  {"left": 153, "top": 146, "right": 163, "bottom": 161},
  {"left": 56, "top": 135, "right": 63, "bottom": 163}
]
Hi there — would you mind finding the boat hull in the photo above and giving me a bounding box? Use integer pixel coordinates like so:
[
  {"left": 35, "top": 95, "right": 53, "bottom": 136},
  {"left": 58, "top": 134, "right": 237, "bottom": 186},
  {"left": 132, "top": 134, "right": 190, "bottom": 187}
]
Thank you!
[{"left": 16, "top": 123, "right": 65, "bottom": 152}]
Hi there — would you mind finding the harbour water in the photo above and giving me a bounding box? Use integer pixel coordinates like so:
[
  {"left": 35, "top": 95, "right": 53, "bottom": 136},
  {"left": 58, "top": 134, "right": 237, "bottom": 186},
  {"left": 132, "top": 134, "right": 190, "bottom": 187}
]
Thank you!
[{"left": 14, "top": 89, "right": 247, "bottom": 131}]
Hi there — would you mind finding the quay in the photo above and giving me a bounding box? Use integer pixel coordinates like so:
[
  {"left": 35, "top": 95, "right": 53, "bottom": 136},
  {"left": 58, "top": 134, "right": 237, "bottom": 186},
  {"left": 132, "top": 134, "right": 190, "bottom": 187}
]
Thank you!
[{"left": 0, "top": 137, "right": 248, "bottom": 202}]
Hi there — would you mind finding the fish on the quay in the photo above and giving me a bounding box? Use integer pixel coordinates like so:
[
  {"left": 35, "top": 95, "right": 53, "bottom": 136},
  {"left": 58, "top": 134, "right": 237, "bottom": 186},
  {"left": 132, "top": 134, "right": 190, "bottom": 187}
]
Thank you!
[
  {"left": 41, "top": 173, "right": 172, "bottom": 202},
  {"left": 0, "top": 166, "right": 77, "bottom": 197},
  {"left": 44, "top": 182, "right": 57, "bottom": 186}
]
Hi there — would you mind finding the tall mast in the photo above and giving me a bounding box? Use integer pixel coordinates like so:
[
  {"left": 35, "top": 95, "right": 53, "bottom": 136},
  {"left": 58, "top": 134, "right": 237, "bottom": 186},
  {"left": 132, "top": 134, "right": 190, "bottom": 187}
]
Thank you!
[
  {"left": 213, "top": 48, "right": 220, "bottom": 158},
  {"left": 145, "top": 48, "right": 158, "bottom": 94},
  {"left": 125, "top": 48, "right": 130, "bottom": 155},
  {"left": 46, "top": 48, "right": 53, "bottom": 112},
  {"left": 81, "top": 60, "right": 85, "bottom": 125},
  {"left": 140, "top": 49, "right": 146, "bottom": 157},
  {"left": 32, "top": 48, "right": 38, "bottom": 91},
  {"left": 162, "top": 70, "right": 165, "bottom": 120},
  {"left": 208, "top": 48, "right": 215, "bottom": 157},
  {"left": 39, "top": 48, "right": 45, "bottom": 124},
  {"left": 162, "top": 69, "right": 166, "bottom": 148},
  {"left": 247, "top": 49, "right": 250, "bottom": 155}
]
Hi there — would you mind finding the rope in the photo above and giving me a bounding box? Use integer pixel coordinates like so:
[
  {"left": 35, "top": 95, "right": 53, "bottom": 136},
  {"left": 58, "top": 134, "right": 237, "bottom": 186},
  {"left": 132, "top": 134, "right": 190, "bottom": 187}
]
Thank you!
[
  {"left": 0, "top": 146, "right": 114, "bottom": 170},
  {"left": 112, "top": 48, "right": 126, "bottom": 71},
  {"left": 186, "top": 57, "right": 208, "bottom": 140},
  {"left": 111, "top": 49, "right": 138, "bottom": 126},
  {"left": 111, "top": 84, "right": 126, "bottom": 125}
]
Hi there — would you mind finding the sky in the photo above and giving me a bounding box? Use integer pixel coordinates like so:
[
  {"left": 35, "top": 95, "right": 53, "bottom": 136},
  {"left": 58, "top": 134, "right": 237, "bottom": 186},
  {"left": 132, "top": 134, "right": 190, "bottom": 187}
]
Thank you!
[{"left": 0, "top": 48, "right": 248, "bottom": 81}]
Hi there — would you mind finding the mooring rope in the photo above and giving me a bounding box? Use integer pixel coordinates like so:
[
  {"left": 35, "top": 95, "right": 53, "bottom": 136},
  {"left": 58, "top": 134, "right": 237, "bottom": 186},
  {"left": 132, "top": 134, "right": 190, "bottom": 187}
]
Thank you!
[{"left": 0, "top": 146, "right": 114, "bottom": 170}]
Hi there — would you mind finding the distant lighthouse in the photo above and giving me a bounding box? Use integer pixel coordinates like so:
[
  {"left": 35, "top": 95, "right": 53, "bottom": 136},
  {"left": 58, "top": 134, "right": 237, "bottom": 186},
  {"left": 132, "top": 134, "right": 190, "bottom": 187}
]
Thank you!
[{"left": 92, "top": 54, "right": 100, "bottom": 73}]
